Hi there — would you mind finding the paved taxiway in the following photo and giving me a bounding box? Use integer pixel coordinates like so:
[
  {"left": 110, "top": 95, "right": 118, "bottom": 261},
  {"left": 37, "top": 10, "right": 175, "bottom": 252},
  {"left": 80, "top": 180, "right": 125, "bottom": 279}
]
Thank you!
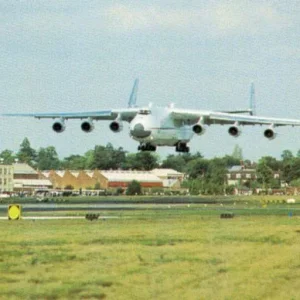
[
  {"left": 0, "top": 216, "right": 119, "bottom": 220},
  {"left": 0, "top": 203, "right": 188, "bottom": 213}
]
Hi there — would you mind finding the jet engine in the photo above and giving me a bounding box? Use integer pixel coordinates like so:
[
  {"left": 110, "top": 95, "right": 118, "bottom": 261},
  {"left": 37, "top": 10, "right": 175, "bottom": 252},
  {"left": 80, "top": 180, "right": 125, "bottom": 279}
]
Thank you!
[
  {"left": 264, "top": 127, "right": 277, "bottom": 140},
  {"left": 81, "top": 119, "right": 94, "bottom": 133},
  {"left": 192, "top": 122, "right": 206, "bottom": 135},
  {"left": 109, "top": 120, "right": 123, "bottom": 132},
  {"left": 228, "top": 125, "right": 242, "bottom": 137},
  {"left": 52, "top": 119, "right": 66, "bottom": 133}
]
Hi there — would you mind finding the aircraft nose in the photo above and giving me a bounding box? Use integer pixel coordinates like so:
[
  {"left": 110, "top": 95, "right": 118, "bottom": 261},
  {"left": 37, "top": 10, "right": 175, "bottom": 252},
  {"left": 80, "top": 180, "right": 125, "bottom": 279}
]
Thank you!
[{"left": 130, "top": 123, "right": 151, "bottom": 138}]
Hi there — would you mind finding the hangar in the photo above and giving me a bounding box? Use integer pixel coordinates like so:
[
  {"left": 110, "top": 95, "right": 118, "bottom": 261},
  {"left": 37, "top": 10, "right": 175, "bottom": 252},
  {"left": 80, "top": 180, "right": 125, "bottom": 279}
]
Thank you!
[{"left": 38, "top": 169, "right": 186, "bottom": 190}]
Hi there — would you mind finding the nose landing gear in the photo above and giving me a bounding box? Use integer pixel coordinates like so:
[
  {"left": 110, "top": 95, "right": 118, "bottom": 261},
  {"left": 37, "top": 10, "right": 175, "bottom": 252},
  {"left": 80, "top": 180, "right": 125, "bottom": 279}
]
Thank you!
[
  {"left": 175, "top": 142, "right": 189, "bottom": 153},
  {"left": 138, "top": 143, "right": 157, "bottom": 152}
]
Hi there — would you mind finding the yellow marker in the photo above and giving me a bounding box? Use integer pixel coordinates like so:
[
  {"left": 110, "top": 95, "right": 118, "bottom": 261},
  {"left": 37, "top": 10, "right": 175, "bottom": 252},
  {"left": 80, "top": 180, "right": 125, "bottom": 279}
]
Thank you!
[{"left": 8, "top": 204, "right": 21, "bottom": 220}]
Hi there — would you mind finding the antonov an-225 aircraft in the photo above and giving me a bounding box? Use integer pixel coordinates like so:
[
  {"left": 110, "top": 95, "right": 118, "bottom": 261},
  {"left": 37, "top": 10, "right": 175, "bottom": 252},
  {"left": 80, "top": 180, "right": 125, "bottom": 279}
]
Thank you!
[{"left": 4, "top": 80, "right": 300, "bottom": 153}]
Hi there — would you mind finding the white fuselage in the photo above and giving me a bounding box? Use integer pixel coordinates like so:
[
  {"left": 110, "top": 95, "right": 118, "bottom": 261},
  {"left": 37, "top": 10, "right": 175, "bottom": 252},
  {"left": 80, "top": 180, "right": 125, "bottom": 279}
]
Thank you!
[{"left": 129, "top": 106, "right": 194, "bottom": 146}]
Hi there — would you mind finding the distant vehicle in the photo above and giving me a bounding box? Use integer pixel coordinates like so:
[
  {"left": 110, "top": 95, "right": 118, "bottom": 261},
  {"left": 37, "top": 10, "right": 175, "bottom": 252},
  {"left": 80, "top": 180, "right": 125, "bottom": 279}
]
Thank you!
[{"left": 4, "top": 80, "right": 300, "bottom": 153}]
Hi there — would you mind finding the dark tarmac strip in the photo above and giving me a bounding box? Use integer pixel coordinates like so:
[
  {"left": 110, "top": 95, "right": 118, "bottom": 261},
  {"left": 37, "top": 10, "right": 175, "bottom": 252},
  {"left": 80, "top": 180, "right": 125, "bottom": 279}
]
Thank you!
[
  {"left": 0, "top": 216, "right": 120, "bottom": 220},
  {"left": 0, "top": 203, "right": 190, "bottom": 213}
]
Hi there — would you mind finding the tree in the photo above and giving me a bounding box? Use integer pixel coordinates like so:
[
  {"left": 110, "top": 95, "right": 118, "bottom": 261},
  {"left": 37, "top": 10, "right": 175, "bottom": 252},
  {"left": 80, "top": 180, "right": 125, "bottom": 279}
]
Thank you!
[
  {"left": 62, "top": 155, "right": 86, "bottom": 170},
  {"left": 123, "top": 152, "right": 159, "bottom": 170},
  {"left": 161, "top": 154, "right": 186, "bottom": 172},
  {"left": 36, "top": 146, "right": 60, "bottom": 170},
  {"left": 126, "top": 180, "right": 142, "bottom": 195},
  {"left": 232, "top": 145, "right": 243, "bottom": 160},
  {"left": 281, "top": 150, "right": 293, "bottom": 161},
  {"left": 84, "top": 150, "right": 95, "bottom": 169},
  {"left": 185, "top": 158, "right": 209, "bottom": 179},
  {"left": 17, "top": 138, "right": 37, "bottom": 165},
  {"left": 282, "top": 157, "right": 300, "bottom": 184},
  {"left": 259, "top": 156, "right": 281, "bottom": 171},
  {"left": 91, "top": 143, "right": 126, "bottom": 170},
  {"left": 0, "top": 150, "right": 16, "bottom": 164},
  {"left": 221, "top": 155, "right": 241, "bottom": 167},
  {"left": 137, "top": 152, "right": 159, "bottom": 170},
  {"left": 256, "top": 161, "right": 274, "bottom": 189}
]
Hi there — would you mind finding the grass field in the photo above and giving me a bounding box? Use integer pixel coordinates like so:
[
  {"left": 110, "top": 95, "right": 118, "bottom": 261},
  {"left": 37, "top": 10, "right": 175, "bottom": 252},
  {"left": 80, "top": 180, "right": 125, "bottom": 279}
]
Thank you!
[{"left": 1, "top": 206, "right": 300, "bottom": 299}]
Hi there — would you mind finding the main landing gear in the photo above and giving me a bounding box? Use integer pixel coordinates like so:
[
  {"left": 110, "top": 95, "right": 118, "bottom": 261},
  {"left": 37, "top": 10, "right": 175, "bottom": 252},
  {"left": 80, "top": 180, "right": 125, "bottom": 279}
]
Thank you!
[
  {"left": 175, "top": 142, "right": 190, "bottom": 153},
  {"left": 138, "top": 143, "right": 157, "bottom": 152}
]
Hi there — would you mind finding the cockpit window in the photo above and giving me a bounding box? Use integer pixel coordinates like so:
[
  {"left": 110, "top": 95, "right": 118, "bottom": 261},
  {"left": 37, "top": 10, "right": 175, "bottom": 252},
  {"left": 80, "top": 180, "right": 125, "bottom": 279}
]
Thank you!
[{"left": 138, "top": 109, "right": 151, "bottom": 115}]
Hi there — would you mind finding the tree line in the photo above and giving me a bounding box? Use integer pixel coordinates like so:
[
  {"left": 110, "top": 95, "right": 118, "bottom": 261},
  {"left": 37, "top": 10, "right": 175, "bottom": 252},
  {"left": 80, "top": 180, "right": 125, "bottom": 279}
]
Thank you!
[{"left": 3, "top": 138, "right": 300, "bottom": 194}]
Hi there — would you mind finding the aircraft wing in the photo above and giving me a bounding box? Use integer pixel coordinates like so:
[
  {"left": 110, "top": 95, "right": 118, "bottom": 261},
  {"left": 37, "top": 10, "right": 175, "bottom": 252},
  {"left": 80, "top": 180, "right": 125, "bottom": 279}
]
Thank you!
[
  {"left": 2, "top": 108, "right": 139, "bottom": 122},
  {"left": 170, "top": 109, "right": 300, "bottom": 126}
]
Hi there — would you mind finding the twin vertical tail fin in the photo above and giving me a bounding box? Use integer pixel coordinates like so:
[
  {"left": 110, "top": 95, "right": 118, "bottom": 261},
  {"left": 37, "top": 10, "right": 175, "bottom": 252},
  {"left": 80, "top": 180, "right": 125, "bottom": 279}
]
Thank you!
[{"left": 128, "top": 79, "right": 139, "bottom": 108}]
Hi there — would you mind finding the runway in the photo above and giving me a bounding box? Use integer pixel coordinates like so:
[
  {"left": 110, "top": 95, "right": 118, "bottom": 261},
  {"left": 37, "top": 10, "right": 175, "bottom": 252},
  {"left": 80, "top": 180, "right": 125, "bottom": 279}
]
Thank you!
[
  {"left": 0, "top": 216, "right": 119, "bottom": 220},
  {"left": 0, "top": 203, "right": 188, "bottom": 213}
]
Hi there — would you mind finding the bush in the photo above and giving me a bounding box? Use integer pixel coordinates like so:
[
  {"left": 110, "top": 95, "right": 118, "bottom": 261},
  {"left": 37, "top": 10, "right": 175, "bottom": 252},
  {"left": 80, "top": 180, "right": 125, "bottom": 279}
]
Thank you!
[
  {"left": 126, "top": 180, "right": 142, "bottom": 195},
  {"left": 150, "top": 187, "right": 164, "bottom": 195},
  {"left": 116, "top": 188, "right": 124, "bottom": 195},
  {"left": 64, "top": 184, "right": 74, "bottom": 190},
  {"left": 94, "top": 182, "right": 101, "bottom": 190}
]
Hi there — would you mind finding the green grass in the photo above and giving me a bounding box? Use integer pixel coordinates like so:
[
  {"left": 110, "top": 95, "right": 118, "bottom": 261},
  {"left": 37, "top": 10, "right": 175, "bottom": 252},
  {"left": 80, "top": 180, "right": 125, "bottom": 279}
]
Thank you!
[{"left": 1, "top": 208, "right": 300, "bottom": 299}]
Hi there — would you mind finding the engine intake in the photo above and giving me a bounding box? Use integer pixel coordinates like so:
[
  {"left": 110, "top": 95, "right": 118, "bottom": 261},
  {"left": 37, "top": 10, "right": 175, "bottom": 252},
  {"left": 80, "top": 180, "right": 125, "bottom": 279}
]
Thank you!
[
  {"left": 81, "top": 120, "right": 94, "bottom": 133},
  {"left": 110, "top": 121, "right": 123, "bottom": 132},
  {"left": 264, "top": 128, "right": 277, "bottom": 140},
  {"left": 192, "top": 123, "right": 206, "bottom": 135},
  {"left": 228, "top": 125, "right": 241, "bottom": 137},
  {"left": 52, "top": 120, "right": 65, "bottom": 133}
]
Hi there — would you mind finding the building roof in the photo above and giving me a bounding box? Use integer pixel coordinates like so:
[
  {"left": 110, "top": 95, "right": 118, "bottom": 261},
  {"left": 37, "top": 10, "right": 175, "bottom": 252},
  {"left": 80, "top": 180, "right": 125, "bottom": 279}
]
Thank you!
[
  {"left": 70, "top": 171, "right": 79, "bottom": 178},
  {"left": 41, "top": 171, "right": 51, "bottom": 178},
  {"left": 13, "top": 163, "right": 37, "bottom": 175},
  {"left": 151, "top": 168, "right": 184, "bottom": 177},
  {"left": 101, "top": 170, "right": 162, "bottom": 183},
  {"left": 228, "top": 166, "right": 256, "bottom": 173},
  {"left": 55, "top": 171, "right": 66, "bottom": 177}
]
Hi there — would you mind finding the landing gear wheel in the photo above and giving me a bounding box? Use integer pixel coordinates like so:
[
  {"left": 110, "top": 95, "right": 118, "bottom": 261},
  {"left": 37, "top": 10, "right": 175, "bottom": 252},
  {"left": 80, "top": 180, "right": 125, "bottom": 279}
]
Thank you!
[
  {"left": 138, "top": 143, "right": 157, "bottom": 152},
  {"left": 175, "top": 143, "right": 189, "bottom": 153}
]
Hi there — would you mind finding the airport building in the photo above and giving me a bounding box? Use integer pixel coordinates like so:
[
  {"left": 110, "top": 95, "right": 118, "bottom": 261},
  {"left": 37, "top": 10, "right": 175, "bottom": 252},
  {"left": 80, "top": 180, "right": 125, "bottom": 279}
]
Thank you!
[
  {"left": 39, "top": 170, "right": 101, "bottom": 190},
  {"left": 151, "top": 168, "right": 185, "bottom": 189},
  {"left": 38, "top": 168, "right": 184, "bottom": 191},
  {"left": 13, "top": 163, "right": 52, "bottom": 193},
  {"left": 0, "top": 163, "right": 14, "bottom": 193},
  {"left": 98, "top": 170, "right": 163, "bottom": 189},
  {"left": 0, "top": 162, "right": 53, "bottom": 194}
]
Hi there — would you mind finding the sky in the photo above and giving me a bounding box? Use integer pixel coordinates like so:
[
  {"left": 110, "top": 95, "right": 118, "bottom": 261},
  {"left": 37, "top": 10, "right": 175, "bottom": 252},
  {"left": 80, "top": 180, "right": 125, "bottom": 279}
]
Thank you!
[{"left": 1, "top": 0, "right": 300, "bottom": 162}]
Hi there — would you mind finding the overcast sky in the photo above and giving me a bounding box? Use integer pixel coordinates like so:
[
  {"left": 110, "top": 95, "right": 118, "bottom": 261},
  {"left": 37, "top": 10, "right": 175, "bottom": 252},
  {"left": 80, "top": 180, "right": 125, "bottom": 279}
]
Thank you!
[{"left": 1, "top": 0, "right": 300, "bottom": 161}]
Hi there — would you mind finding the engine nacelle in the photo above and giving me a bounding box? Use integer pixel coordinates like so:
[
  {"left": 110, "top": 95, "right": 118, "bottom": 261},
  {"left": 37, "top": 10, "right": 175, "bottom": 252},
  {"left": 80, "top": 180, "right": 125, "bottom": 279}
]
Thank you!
[
  {"left": 81, "top": 120, "right": 94, "bottom": 133},
  {"left": 264, "top": 127, "right": 277, "bottom": 140},
  {"left": 109, "top": 120, "right": 123, "bottom": 132},
  {"left": 228, "top": 125, "right": 242, "bottom": 137},
  {"left": 52, "top": 120, "right": 66, "bottom": 133},
  {"left": 192, "top": 123, "right": 206, "bottom": 135}
]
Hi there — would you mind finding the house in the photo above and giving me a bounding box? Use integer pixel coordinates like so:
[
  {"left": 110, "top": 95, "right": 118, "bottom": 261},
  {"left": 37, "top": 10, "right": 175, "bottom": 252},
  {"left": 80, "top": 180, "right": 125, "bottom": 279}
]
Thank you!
[{"left": 226, "top": 165, "right": 257, "bottom": 186}]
